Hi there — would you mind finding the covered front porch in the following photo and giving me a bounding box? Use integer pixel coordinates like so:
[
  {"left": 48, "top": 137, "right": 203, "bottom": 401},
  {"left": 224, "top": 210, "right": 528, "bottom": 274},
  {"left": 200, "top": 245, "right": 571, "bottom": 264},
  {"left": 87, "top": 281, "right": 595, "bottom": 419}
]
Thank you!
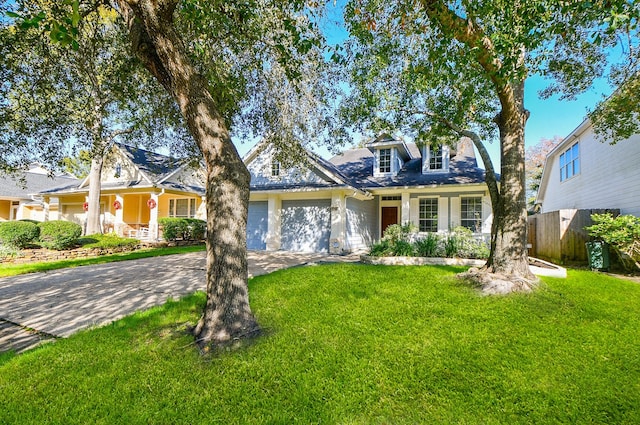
[{"left": 55, "top": 190, "right": 205, "bottom": 240}]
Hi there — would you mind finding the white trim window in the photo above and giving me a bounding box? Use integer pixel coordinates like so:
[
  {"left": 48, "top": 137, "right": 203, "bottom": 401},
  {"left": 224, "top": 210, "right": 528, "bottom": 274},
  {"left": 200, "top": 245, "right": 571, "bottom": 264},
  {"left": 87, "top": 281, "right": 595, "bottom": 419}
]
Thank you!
[
  {"left": 461, "top": 197, "right": 482, "bottom": 232},
  {"left": 429, "top": 144, "right": 444, "bottom": 170},
  {"left": 271, "top": 161, "right": 280, "bottom": 177},
  {"left": 559, "top": 142, "right": 580, "bottom": 182},
  {"left": 169, "top": 198, "right": 197, "bottom": 218},
  {"left": 379, "top": 148, "right": 392, "bottom": 173},
  {"left": 419, "top": 198, "right": 438, "bottom": 232},
  {"left": 422, "top": 144, "right": 449, "bottom": 174}
]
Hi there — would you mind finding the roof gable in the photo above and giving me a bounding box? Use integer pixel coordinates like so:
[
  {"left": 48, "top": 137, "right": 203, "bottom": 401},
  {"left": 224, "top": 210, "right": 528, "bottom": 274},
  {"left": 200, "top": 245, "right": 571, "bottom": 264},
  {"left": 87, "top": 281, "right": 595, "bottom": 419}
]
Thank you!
[{"left": 245, "top": 142, "right": 359, "bottom": 191}]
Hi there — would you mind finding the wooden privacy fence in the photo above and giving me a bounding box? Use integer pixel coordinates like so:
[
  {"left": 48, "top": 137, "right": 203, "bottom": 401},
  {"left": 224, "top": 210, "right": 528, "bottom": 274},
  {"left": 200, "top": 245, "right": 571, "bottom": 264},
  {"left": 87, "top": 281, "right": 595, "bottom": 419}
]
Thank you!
[{"left": 527, "top": 209, "right": 619, "bottom": 264}]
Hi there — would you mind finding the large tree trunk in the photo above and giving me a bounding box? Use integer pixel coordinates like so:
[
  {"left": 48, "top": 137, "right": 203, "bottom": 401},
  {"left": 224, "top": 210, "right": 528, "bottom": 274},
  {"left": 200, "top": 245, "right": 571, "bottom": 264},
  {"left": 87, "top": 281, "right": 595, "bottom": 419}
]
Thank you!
[
  {"left": 117, "top": 0, "right": 259, "bottom": 349},
  {"left": 485, "top": 82, "right": 535, "bottom": 280},
  {"left": 85, "top": 155, "right": 104, "bottom": 235},
  {"left": 421, "top": 1, "right": 537, "bottom": 293},
  {"left": 465, "top": 81, "right": 537, "bottom": 293}
]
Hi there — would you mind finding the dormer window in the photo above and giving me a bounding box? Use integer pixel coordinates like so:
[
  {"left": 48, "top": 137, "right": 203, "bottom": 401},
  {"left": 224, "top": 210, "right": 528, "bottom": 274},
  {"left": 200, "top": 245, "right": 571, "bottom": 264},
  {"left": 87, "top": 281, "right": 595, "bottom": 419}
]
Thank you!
[
  {"left": 429, "top": 145, "right": 444, "bottom": 170},
  {"left": 367, "top": 134, "right": 411, "bottom": 177},
  {"left": 422, "top": 144, "right": 450, "bottom": 174},
  {"left": 271, "top": 161, "right": 280, "bottom": 177},
  {"left": 379, "top": 148, "right": 391, "bottom": 173}
]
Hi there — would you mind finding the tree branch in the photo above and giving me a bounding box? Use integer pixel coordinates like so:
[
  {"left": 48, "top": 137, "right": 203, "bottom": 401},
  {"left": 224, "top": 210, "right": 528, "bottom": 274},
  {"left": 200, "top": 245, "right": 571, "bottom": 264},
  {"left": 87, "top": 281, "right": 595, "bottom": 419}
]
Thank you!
[
  {"left": 417, "top": 0, "right": 519, "bottom": 115},
  {"left": 421, "top": 110, "right": 501, "bottom": 208}
]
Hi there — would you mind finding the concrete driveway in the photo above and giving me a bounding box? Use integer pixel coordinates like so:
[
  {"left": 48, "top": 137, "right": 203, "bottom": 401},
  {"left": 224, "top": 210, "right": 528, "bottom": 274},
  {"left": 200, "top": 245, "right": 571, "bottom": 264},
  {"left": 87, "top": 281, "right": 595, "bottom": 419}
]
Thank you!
[{"left": 0, "top": 251, "right": 358, "bottom": 354}]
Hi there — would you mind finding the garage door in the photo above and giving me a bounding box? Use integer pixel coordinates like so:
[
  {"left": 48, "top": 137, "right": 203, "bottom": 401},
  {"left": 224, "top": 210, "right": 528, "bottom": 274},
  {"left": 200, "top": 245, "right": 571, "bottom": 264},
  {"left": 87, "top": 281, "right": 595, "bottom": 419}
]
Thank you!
[
  {"left": 246, "top": 201, "right": 268, "bottom": 250},
  {"left": 281, "top": 199, "right": 331, "bottom": 253}
]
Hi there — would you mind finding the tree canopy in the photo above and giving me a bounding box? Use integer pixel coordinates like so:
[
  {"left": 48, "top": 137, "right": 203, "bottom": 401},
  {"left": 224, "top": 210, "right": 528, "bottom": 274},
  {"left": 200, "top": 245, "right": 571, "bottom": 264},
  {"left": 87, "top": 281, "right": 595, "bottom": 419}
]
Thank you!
[
  {"left": 0, "top": 2, "right": 191, "bottom": 173},
  {"left": 338, "top": 0, "right": 639, "bottom": 290}
]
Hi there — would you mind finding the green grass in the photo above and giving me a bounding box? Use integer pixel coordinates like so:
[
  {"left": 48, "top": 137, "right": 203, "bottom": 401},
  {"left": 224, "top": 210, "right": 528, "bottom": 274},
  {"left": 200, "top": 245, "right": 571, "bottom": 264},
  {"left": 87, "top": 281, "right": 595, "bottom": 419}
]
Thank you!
[
  {"left": 1, "top": 264, "right": 639, "bottom": 424},
  {"left": 0, "top": 244, "right": 205, "bottom": 277}
]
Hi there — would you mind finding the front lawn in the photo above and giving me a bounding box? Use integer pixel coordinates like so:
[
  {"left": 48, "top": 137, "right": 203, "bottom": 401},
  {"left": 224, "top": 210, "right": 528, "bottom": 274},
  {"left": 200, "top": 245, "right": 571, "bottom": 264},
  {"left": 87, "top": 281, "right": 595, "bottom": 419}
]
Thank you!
[
  {"left": 1, "top": 264, "right": 639, "bottom": 424},
  {"left": 0, "top": 244, "right": 206, "bottom": 278}
]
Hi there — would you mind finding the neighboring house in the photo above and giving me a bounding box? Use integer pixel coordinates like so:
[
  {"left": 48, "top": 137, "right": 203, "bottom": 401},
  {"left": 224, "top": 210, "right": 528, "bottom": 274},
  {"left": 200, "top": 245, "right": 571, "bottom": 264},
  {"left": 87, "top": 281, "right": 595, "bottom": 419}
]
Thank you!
[
  {"left": 0, "top": 164, "right": 78, "bottom": 222},
  {"left": 536, "top": 118, "right": 640, "bottom": 216},
  {"left": 41, "top": 143, "right": 206, "bottom": 239},
  {"left": 245, "top": 134, "right": 493, "bottom": 253}
]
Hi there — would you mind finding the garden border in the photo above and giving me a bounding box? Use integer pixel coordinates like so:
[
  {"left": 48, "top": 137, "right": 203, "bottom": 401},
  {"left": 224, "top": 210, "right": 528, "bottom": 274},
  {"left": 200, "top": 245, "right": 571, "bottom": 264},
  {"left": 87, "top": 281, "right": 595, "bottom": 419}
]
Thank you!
[{"left": 360, "top": 255, "right": 567, "bottom": 278}]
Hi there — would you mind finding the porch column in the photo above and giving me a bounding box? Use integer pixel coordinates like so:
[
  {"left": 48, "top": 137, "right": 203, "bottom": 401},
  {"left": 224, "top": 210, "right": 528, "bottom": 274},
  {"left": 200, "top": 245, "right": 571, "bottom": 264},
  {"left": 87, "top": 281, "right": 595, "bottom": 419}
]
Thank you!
[
  {"left": 148, "top": 193, "right": 159, "bottom": 240},
  {"left": 266, "top": 196, "right": 281, "bottom": 251},
  {"left": 114, "top": 194, "right": 125, "bottom": 237},
  {"left": 401, "top": 191, "right": 410, "bottom": 225},
  {"left": 15, "top": 202, "right": 25, "bottom": 220},
  {"left": 43, "top": 196, "right": 50, "bottom": 222},
  {"left": 329, "top": 192, "right": 346, "bottom": 255}
]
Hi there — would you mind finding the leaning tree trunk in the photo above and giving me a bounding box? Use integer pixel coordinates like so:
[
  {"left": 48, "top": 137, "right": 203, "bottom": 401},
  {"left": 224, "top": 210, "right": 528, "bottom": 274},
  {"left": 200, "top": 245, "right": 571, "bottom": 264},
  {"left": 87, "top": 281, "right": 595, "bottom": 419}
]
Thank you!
[{"left": 118, "top": 0, "right": 259, "bottom": 349}]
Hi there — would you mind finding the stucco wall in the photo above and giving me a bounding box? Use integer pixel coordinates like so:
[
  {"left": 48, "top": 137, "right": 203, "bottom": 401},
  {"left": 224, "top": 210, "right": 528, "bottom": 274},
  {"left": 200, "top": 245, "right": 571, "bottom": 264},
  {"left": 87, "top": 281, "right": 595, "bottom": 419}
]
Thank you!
[{"left": 0, "top": 200, "right": 12, "bottom": 221}]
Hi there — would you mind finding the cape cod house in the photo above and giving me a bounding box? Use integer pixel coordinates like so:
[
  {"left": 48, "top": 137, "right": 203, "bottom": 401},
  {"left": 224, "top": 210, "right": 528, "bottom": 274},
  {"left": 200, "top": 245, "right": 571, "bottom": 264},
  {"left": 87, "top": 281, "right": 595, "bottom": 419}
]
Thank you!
[{"left": 245, "top": 134, "right": 493, "bottom": 253}]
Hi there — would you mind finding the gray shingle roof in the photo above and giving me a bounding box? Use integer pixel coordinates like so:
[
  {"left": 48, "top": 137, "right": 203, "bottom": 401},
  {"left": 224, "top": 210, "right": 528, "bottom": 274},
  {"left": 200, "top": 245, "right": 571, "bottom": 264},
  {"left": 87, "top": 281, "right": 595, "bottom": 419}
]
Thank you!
[
  {"left": 41, "top": 143, "right": 206, "bottom": 195},
  {"left": 329, "top": 141, "right": 491, "bottom": 189},
  {"left": 0, "top": 171, "right": 79, "bottom": 199},
  {"left": 116, "top": 143, "right": 183, "bottom": 181}
]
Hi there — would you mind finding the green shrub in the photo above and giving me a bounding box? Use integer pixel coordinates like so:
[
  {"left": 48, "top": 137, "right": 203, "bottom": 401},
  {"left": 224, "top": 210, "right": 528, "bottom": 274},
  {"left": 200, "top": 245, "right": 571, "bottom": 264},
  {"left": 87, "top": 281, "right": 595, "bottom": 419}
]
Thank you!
[
  {"left": 38, "top": 221, "right": 82, "bottom": 250},
  {"left": 0, "top": 243, "right": 20, "bottom": 259},
  {"left": 586, "top": 214, "right": 640, "bottom": 248},
  {"left": 451, "top": 226, "right": 490, "bottom": 259},
  {"left": 369, "top": 224, "right": 489, "bottom": 259},
  {"left": 77, "top": 233, "right": 139, "bottom": 249},
  {"left": 586, "top": 213, "right": 640, "bottom": 270},
  {"left": 159, "top": 218, "right": 206, "bottom": 241},
  {"left": 381, "top": 223, "right": 417, "bottom": 244},
  {"left": 443, "top": 234, "right": 459, "bottom": 257},
  {"left": 369, "top": 240, "right": 393, "bottom": 257},
  {"left": 185, "top": 218, "right": 206, "bottom": 240},
  {"left": 415, "top": 233, "right": 439, "bottom": 257},
  {"left": 392, "top": 240, "right": 415, "bottom": 256},
  {"left": 0, "top": 221, "right": 40, "bottom": 249}
]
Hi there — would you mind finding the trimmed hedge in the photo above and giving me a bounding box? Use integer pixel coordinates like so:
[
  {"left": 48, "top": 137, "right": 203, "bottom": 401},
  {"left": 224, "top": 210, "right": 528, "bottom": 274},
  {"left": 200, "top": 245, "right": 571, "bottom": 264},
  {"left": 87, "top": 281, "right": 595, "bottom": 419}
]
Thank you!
[
  {"left": 0, "top": 221, "right": 40, "bottom": 249},
  {"left": 38, "top": 220, "right": 82, "bottom": 250},
  {"left": 77, "top": 233, "right": 140, "bottom": 249},
  {"left": 159, "top": 218, "right": 206, "bottom": 241}
]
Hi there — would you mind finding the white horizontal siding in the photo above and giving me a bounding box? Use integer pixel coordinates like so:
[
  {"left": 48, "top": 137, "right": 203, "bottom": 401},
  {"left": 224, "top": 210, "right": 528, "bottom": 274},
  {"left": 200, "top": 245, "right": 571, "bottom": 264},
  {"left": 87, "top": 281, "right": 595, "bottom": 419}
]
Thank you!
[
  {"left": 345, "top": 197, "right": 377, "bottom": 251},
  {"left": 247, "top": 145, "right": 328, "bottom": 187},
  {"left": 542, "top": 129, "right": 640, "bottom": 216}
]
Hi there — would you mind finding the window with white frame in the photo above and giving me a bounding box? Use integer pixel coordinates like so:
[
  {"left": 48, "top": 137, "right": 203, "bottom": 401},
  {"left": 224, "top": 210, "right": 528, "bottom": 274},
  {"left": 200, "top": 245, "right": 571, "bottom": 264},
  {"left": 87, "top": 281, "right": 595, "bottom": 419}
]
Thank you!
[
  {"left": 379, "top": 148, "right": 391, "bottom": 173},
  {"left": 419, "top": 198, "right": 438, "bottom": 232},
  {"left": 271, "top": 160, "right": 280, "bottom": 177},
  {"left": 461, "top": 197, "right": 482, "bottom": 232},
  {"left": 169, "top": 198, "right": 197, "bottom": 218},
  {"left": 559, "top": 142, "right": 580, "bottom": 182},
  {"left": 429, "top": 144, "right": 444, "bottom": 170}
]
